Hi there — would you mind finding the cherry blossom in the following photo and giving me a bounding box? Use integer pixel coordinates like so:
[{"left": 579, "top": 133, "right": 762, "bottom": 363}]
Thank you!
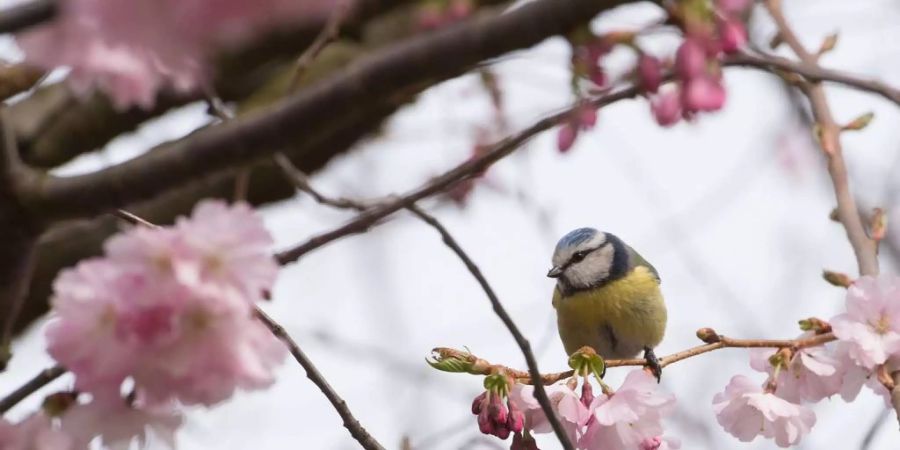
[
  {"left": 508, "top": 383, "right": 590, "bottom": 444},
  {"left": 749, "top": 335, "right": 843, "bottom": 403},
  {"left": 46, "top": 200, "right": 286, "bottom": 407},
  {"left": 637, "top": 54, "right": 663, "bottom": 94},
  {"left": 651, "top": 88, "right": 682, "bottom": 127},
  {"left": 471, "top": 390, "right": 523, "bottom": 439},
  {"left": 18, "top": 0, "right": 335, "bottom": 109},
  {"left": 62, "top": 397, "right": 181, "bottom": 449},
  {"left": 831, "top": 274, "right": 900, "bottom": 369},
  {"left": 579, "top": 370, "right": 675, "bottom": 450},
  {"left": 713, "top": 375, "right": 816, "bottom": 447},
  {"left": 0, "top": 412, "right": 73, "bottom": 450}
]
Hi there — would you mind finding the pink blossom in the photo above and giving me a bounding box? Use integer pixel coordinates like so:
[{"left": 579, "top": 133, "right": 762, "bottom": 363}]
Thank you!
[
  {"left": 18, "top": 0, "right": 335, "bottom": 109},
  {"left": 674, "top": 39, "right": 707, "bottom": 80},
  {"left": 46, "top": 200, "right": 285, "bottom": 406},
  {"left": 62, "top": 397, "right": 181, "bottom": 449},
  {"left": 580, "top": 370, "right": 675, "bottom": 450},
  {"left": 834, "top": 343, "right": 893, "bottom": 404},
  {"left": 0, "top": 413, "right": 74, "bottom": 450},
  {"left": 749, "top": 335, "right": 843, "bottom": 403},
  {"left": 713, "top": 375, "right": 816, "bottom": 447},
  {"left": 557, "top": 124, "right": 578, "bottom": 153},
  {"left": 174, "top": 200, "right": 278, "bottom": 301},
  {"left": 508, "top": 383, "right": 590, "bottom": 443},
  {"left": 637, "top": 54, "right": 663, "bottom": 93},
  {"left": 651, "top": 88, "right": 682, "bottom": 127},
  {"left": 831, "top": 274, "right": 900, "bottom": 369},
  {"left": 718, "top": 18, "right": 747, "bottom": 54},
  {"left": 682, "top": 76, "right": 726, "bottom": 112}
]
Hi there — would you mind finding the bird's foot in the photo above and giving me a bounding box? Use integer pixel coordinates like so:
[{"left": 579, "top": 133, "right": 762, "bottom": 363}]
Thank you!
[{"left": 643, "top": 347, "right": 662, "bottom": 383}]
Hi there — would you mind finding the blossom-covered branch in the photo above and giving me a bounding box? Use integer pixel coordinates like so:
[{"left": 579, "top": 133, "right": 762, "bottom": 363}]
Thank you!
[
  {"left": 428, "top": 328, "right": 837, "bottom": 385},
  {"left": 17, "top": 0, "right": 637, "bottom": 223}
]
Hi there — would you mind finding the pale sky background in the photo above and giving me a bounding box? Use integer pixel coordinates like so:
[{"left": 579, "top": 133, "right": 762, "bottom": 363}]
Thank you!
[{"left": 2, "top": 0, "right": 900, "bottom": 449}]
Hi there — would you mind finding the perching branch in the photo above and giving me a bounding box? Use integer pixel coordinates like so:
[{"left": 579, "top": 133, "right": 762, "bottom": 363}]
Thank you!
[
  {"left": 430, "top": 330, "right": 837, "bottom": 386},
  {"left": 255, "top": 308, "right": 386, "bottom": 450}
]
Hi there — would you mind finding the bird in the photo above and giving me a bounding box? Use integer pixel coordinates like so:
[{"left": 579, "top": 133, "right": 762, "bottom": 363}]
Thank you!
[{"left": 547, "top": 227, "right": 667, "bottom": 380}]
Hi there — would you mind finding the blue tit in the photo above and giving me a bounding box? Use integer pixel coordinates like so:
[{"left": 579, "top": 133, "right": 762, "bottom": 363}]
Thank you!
[{"left": 547, "top": 227, "right": 666, "bottom": 379}]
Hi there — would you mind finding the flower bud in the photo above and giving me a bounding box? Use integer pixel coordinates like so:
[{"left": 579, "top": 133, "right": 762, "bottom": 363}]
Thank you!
[
  {"left": 651, "top": 89, "right": 682, "bottom": 127},
  {"left": 557, "top": 124, "right": 578, "bottom": 153},
  {"left": 682, "top": 76, "right": 726, "bottom": 112},
  {"left": 822, "top": 270, "right": 852, "bottom": 288},
  {"left": 675, "top": 39, "right": 707, "bottom": 80},
  {"left": 718, "top": 17, "right": 747, "bottom": 54},
  {"left": 842, "top": 111, "right": 874, "bottom": 131},
  {"left": 696, "top": 327, "right": 721, "bottom": 343},
  {"left": 637, "top": 54, "right": 663, "bottom": 93}
]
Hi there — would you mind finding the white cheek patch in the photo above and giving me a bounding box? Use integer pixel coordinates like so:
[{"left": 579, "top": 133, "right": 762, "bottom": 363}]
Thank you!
[{"left": 564, "top": 245, "right": 614, "bottom": 289}]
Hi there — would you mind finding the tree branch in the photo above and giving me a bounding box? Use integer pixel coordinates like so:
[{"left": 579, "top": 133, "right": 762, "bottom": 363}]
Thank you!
[
  {"left": 430, "top": 331, "right": 837, "bottom": 385},
  {"left": 0, "top": 364, "right": 64, "bottom": 413},
  {"left": 724, "top": 51, "right": 900, "bottom": 106},
  {"left": 254, "top": 307, "right": 386, "bottom": 450},
  {"left": 0, "top": 0, "right": 55, "bottom": 34},
  {"left": 21, "top": 0, "right": 635, "bottom": 222},
  {"left": 274, "top": 83, "right": 644, "bottom": 265}
]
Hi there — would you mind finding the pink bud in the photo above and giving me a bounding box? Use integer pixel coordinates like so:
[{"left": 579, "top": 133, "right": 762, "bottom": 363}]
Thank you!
[
  {"left": 578, "top": 106, "right": 597, "bottom": 129},
  {"left": 651, "top": 89, "right": 682, "bottom": 127},
  {"left": 637, "top": 54, "right": 663, "bottom": 93},
  {"left": 682, "top": 76, "right": 726, "bottom": 112},
  {"left": 639, "top": 436, "right": 663, "bottom": 450},
  {"left": 718, "top": 17, "right": 747, "bottom": 54},
  {"left": 506, "top": 399, "right": 524, "bottom": 433},
  {"left": 675, "top": 39, "right": 707, "bottom": 80},
  {"left": 477, "top": 411, "right": 494, "bottom": 434},
  {"left": 487, "top": 393, "right": 508, "bottom": 424},
  {"left": 716, "top": 0, "right": 752, "bottom": 15},
  {"left": 495, "top": 426, "right": 511, "bottom": 440},
  {"left": 471, "top": 391, "right": 487, "bottom": 415},
  {"left": 557, "top": 124, "right": 578, "bottom": 153}
]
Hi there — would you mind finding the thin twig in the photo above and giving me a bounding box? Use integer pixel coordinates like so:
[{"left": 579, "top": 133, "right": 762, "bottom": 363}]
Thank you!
[
  {"left": 0, "top": 364, "right": 65, "bottom": 413},
  {"left": 406, "top": 204, "right": 575, "bottom": 450},
  {"left": 114, "top": 209, "right": 157, "bottom": 228},
  {"left": 431, "top": 331, "right": 837, "bottom": 385},
  {"left": 254, "top": 307, "right": 386, "bottom": 450},
  {"left": 723, "top": 52, "right": 900, "bottom": 106},
  {"left": 288, "top": 1, "right": 348, "bottom": 91},
  {"left": 274, "top": 84, "right": 645, "bottom": 266}
]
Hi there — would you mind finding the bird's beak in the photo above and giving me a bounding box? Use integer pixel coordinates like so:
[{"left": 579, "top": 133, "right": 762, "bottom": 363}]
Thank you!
[{"left": 546, "top": 266, "right": 563, "bottom": 278}]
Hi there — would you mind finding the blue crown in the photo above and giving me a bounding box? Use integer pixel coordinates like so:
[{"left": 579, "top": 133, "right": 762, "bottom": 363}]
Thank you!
[{"left": 555, "top": 227, "right": 598, "bottom": 252}]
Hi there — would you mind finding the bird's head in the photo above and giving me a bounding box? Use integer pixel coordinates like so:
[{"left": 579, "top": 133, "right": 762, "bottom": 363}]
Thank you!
[{"left": 548, "top": 228, "right": 627, "bottom": 292}]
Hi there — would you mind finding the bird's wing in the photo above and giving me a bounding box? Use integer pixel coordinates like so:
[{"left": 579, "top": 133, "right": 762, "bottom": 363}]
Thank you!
[{"left": 627, "top": 245, "right": 661, "bottom": 284}]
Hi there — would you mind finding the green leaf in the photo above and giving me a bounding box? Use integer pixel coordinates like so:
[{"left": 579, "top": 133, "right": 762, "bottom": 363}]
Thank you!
[{"left": 426, "top": 355, "right": 473, "bottom": 373}]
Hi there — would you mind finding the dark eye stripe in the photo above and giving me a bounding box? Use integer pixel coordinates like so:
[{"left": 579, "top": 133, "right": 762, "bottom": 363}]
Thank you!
[{"left": 565, "top": 241, "right": 609, "bottom": 267}]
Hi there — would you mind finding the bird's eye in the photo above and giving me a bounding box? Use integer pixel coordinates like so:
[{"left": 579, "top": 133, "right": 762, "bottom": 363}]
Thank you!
[{"left": 572, "top": 251, "right": 588, "bottom": 262}]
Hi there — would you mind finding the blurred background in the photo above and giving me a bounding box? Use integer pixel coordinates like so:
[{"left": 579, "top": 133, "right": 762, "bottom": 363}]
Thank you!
[{"left": 2, "top": 0, "right": 900, "bottom": 448}]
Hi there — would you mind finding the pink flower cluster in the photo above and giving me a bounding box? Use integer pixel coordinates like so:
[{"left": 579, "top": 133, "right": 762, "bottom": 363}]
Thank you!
[
  {"left": 495, "top": 370, "right": 677, "bottom": 450},
  {"left": 645, "top": 0, "right": 750, "bottom": 127},
  {"left": 17, "top": 0, "right": 336, "bottom": 109},
  {"left": 5, "top": 200, "right": 286, "bottom": 448},
  {"left": 712, "top": 273, "right": 900, "bottom": 447}
]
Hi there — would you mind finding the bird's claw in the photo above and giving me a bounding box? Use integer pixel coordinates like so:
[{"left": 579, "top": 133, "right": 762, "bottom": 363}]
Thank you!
[{"left": 643, "top": 347, "right": 662, "bottom": 383}]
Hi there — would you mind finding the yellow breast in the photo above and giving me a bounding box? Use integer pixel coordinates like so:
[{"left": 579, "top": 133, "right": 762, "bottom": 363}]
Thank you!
[{"left": 553, "top": 266, "right": 666, "bottom": 358}]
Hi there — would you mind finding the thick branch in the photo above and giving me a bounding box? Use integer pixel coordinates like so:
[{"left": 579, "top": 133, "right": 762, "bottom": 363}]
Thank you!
[
  {"left": 22, "top": 0, "right": 634, "bottom": 222},
  {"left": 0, "top": 364, "right": 64, "bottom": 413},
  {"left": 0, "top": 0, "right": 55, "bottom": 34}
]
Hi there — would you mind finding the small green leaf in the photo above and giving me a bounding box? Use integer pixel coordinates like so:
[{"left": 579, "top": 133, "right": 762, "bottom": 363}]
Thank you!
[
  {"left": 568, "top": 347, "right": 606, "bottom": 379},
  {"left": 426, "top": 355, "right": 472, "bottom": 373}
]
